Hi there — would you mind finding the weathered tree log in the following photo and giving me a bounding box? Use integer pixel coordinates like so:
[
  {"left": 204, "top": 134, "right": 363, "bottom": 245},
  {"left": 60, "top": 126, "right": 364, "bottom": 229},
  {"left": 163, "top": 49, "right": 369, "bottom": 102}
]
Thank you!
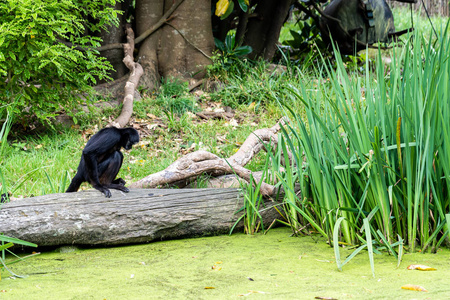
[{"left": 0, "top": 188, "right": 280, "bottom": 247}]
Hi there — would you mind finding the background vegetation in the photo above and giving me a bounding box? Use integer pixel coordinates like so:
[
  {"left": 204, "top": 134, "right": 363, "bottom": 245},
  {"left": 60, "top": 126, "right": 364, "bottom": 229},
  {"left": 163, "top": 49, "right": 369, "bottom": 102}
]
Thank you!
[
  {"left": 0, "top": 0, "right": 118, "bottom": 125},
  {"left": 1, "top": 7, "right": 449, "bottom": 265}
]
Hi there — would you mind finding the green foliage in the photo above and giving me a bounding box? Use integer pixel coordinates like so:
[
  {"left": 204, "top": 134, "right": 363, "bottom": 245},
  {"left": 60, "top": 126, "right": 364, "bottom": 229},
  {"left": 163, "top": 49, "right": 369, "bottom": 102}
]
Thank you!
[
  {"left": 281, "top": 17, "right": 327, "bottom": 61},
  {"left": 0, "top": 106, "right": 13, "bottom": 158},
  {"left": 392, "top": 7, "right": 449, "bottom": 39},
  {"left": 1, "top": 234, "right": 38, "bottom": 278},
  {"left": 277, "top": 24, "right": 450, "bottom": 264},
  {"left": 230, "top": 158, "right": 269, "bottom": 235},
  {"left": 0, "top": 0, "right": 118, "bottom": 125},
  {"left": 208, "top": 33, "right": 252, "bottom": 75},
  {"left": 212, "top": 61, "right": 296, "bottom": 110},
  {"left": 0, "top": 128, "right": 85, "bottom": 197},
  {"left": 156, "top": 77, "right": 197, "bottom": 115}
]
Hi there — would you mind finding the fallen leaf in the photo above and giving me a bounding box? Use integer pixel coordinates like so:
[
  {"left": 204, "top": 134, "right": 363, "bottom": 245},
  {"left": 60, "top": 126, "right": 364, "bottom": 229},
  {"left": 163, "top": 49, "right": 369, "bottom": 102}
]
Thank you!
[
  {"left": 401, "top": 284, "right": 428, "bottom": 292},
  {"left": 238, "top": 290, "right": 267, "bottom": 297},
  {"left": 407, "top": 264, "right": 436, "bottom": 271},
  {"left": 204, "top": 287, "right": 215, "bottom": 289},
  {"left": 315, "top": 297, "right": 337, "bottom": 300},
  {"left": 211, "top": 265, "right": 222, "bottom": 271},
  {"left": 315, "top": 259, "right": 332, "bottom": 263}
]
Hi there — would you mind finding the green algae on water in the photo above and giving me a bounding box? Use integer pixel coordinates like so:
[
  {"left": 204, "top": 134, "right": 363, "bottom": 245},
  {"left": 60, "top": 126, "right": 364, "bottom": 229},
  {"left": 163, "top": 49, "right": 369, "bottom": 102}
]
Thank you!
[{"left": 1, "top": 227, "right": 450, "bottom": 299}]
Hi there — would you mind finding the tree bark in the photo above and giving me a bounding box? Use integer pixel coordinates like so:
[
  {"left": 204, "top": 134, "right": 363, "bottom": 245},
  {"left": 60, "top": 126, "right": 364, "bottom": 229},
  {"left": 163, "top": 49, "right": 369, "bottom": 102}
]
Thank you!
[
  {"left": 0, "top": 189, "right": 280, "bottom": 247},
  {"left": 245, "top": 0, "right": 293, "bottom": 60},
  {"left": 158, "top": 0, "right": 213, "bottom": 80},
  {"left": 134, "top": 0, "right": 214, "bottom": 91},
  {"left": 135, "top": 0, "right": 164, "bottom": 91},
  {"left": 97, "top": 0, "right": 131, "bottom": 81}
]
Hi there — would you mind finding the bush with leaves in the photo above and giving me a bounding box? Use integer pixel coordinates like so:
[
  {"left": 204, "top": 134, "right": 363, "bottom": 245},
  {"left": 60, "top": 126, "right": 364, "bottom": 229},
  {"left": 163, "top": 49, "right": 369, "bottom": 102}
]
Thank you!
[{"left": 0, "top": 0, "right": 119, "bottom": 126}]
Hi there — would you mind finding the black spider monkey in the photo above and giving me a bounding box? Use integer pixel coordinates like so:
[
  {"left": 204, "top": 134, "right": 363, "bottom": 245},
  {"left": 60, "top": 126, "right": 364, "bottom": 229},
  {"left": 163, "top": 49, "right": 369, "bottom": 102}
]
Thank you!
[{"left": 66, "top": 127, "right": 140, "bottom": 198}]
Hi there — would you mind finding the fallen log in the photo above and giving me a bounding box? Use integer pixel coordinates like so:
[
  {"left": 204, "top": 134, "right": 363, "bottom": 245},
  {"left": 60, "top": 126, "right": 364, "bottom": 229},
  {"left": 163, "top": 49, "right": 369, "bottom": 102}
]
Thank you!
[{"left": 0, "top": 188, "right": 280, "bottom": 247}]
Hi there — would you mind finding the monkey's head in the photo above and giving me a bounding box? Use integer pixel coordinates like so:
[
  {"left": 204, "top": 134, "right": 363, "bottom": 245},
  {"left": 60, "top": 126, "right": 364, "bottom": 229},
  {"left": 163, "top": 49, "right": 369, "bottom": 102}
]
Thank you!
[{"left": 123, "top": 128, "right": 140, "bottom": 150}]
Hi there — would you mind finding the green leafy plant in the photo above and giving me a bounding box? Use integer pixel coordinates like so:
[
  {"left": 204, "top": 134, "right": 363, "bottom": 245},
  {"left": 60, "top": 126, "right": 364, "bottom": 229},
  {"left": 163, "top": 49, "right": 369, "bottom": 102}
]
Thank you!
[
  {"left": 43, "top": 170, "right": 71, "bottom": 194},
  {"left": 276, "top": 24, "right": 450, "bottom": 274},
  {"left": 0, "top": 0, "right": 118, "bottom": 126},
  {"left": 210, "top": 33, "right": 252, "bottom": 73},
  {"left": 1, "top": 106, "right": 39, "bottom": 278},
  {"left": 0, "top": 105, "right": 13, "bottom": 159}
]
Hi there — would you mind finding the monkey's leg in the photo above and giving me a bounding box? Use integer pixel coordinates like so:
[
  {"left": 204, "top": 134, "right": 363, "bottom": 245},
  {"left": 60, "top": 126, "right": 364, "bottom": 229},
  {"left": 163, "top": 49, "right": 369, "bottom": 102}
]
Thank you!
[{"left": 98, "top": 152, "right": 128, "bottom": 194}]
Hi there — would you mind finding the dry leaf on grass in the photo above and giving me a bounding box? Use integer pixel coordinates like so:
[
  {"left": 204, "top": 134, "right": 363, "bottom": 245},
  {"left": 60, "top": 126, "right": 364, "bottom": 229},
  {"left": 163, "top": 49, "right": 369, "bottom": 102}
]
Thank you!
[
  {"left": 238, "top": 290, "right": 267, "bottom": 296},
  {"left": 401, "top": 284, "right": 428, "bottom": 292},
  {"left": 407, "top": 264, "right": 436, "bottom": 271}
]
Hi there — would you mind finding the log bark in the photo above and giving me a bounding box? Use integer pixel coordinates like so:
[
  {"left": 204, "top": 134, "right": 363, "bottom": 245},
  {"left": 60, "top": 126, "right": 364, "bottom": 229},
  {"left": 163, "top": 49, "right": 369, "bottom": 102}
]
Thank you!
[{"left": 0, "top": 188, "right": 280, "bottom": 247}]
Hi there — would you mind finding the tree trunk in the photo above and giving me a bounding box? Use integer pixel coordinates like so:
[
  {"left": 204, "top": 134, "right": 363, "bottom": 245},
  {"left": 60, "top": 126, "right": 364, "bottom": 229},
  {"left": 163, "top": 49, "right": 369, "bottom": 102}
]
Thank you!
[
  {"left": 136, "top": 0, "right": 214, "bottom": 90},
  {"left": 245, "top": 0, "right": 293, "bottom": 60},
  {"left": 0, "top": 189, "right": 280, "bottom": 247},
  {"left": 136, "top": 0, "right": 163, "bottom": 90},
  {"left": 97, "top": 0, "right": 131, "bottom": 81}
]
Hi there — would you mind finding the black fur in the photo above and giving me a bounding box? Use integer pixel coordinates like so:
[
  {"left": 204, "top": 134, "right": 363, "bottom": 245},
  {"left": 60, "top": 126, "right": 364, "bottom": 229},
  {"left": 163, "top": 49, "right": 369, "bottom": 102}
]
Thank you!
[{"left": 66, "top": 127, "right": 139, "bottom": 197}]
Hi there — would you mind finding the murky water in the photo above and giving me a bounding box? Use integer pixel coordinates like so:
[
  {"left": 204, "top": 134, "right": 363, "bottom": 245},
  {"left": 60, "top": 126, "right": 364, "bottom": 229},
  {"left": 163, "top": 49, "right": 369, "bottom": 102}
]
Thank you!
[{"left": 2, "top": 227, "right": 449, "bottom": 299}]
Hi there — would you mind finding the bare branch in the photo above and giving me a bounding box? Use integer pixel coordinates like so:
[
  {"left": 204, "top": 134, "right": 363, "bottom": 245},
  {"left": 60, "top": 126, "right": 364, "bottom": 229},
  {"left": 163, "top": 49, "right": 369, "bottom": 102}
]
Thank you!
[
  {"left": 130, "top": 119, "right": 290, "bottom": 197},
  {"left": 109, "top": 24, "right": 143, "bottom": 128}
]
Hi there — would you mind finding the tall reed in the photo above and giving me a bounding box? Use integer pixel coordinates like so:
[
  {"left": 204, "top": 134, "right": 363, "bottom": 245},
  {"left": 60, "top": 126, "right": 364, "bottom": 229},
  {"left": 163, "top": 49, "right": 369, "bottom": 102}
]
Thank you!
[{"left": 279, "top": 25, "right": 450, "bottom": 254}]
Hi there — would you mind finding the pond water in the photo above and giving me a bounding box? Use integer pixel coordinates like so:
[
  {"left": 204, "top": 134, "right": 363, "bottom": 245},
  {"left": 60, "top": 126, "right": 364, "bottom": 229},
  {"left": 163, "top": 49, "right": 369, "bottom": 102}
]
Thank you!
[{"left": 1, "top": 227, "right": 449, "bottom": 299}]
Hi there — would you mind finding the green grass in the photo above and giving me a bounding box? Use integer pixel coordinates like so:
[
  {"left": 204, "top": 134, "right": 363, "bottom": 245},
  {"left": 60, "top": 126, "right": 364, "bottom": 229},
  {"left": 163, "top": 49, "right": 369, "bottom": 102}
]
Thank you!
[
  {"left": 392, "top": 6, "right": 449, "bottom": 37},
  {"left": 1, "top": 8, "right": 449, "bottom": 258},
  {"left": 0, "top": 66, "right": 293, "bottom": 197}
]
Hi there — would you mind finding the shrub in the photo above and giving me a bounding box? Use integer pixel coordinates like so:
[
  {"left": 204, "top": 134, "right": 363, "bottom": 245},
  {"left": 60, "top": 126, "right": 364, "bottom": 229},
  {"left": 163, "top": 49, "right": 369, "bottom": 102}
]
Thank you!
[{"left": 0, "top": 0, "right": 118, "bottom": 125}]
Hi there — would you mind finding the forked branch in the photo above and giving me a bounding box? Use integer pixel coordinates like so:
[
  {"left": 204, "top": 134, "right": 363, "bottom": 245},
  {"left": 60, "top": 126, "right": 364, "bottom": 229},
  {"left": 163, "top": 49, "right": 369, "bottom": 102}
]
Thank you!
[{"left": 130, "top": 118, "right": 289, "bottom": 197}]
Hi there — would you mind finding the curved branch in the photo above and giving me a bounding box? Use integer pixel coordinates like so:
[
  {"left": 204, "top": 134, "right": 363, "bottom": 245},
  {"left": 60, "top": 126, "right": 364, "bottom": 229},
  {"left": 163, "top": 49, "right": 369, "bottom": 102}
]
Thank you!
[
  {"left": 130, "top": 119, "right": 290, "bottom": 197},
  {"left": 97, "top": 43, "right": 124, "bottom": 52},
  {"left": 229, "top": 117, "right": 288, "bottom": 166},
  {"left": 109, "top": 24, "right": 143, "bottom": 128},
  {"left": 129, "top": 151, "right": 275, "bottom": 197}
]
